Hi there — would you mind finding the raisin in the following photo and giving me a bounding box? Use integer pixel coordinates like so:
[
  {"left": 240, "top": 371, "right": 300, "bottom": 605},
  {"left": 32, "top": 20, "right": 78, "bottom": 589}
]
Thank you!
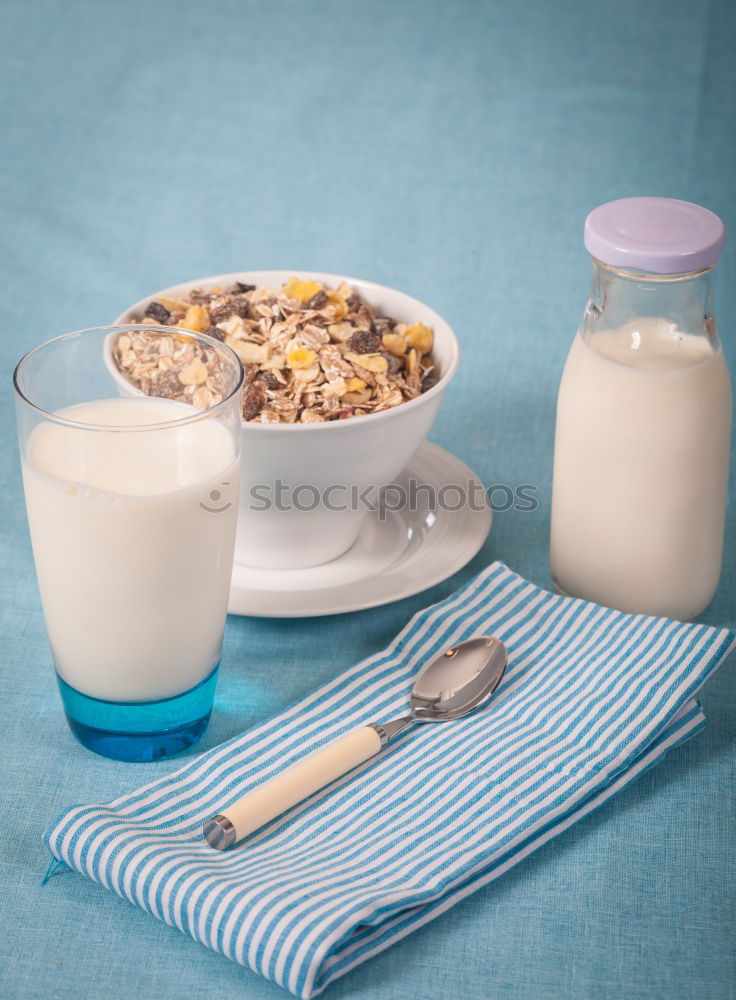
[
  {"left": 234, "top": 281, "right": 255, "bottom": 293},
  {"left": 348, "top": 329, "right": 382, "bottom": 354},
  {"left": 210, "top": 301, "right": 236, "bottom": 323},
  {"left": 257, "top": 371, "right": 282, "bottom": 391},
  {"left": 144, "top": 301, "right": 171, "bottom": 324},
  {"left": 421, "top": 374, "right": 439, "bottom": 392},
  {"left": 231, "top": 295, "right": 251, "bottom": 318},
  {"left": 150, "top": 370, "right": 182, "bottom": 397},
  {"left": 208, "top": 305, "right": 227, "bottom": 323},
  {"left": 202, "top": 325, "right": 225, "bottom": 342},
  {"left": 242, "top": 383, "right": 266, "bottom": 421},
  {"left": 306, "top": 290, "right": 329, "bottom": 310},
  {"left": 381, "top": 351, "right": 403, "bottom": 375}
]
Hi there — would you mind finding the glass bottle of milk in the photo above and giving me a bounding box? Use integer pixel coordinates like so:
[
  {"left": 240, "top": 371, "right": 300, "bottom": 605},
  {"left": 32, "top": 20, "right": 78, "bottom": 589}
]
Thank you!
[{"left": 550, "top": 197, "right": 731, "bottom": 620}]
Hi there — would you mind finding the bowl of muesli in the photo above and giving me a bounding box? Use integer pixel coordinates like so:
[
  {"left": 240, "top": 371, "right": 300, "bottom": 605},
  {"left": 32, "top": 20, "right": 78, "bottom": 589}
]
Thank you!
[{"left": 112, "top": 271, "right": 459, "bottom": 570}]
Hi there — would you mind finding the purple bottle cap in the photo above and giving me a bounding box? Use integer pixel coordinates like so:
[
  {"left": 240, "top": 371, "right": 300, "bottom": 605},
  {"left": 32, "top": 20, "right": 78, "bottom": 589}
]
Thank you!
[{"left": 584, "top": 197, "right": 725, "bottom": 274}]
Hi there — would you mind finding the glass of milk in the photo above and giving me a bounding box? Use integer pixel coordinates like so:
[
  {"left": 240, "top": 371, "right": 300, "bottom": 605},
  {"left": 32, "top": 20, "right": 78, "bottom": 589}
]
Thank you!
[
  {"left": 13, "top": 326, "right": 243, "bottom": 760},
  {"left": 551, "top": 198, "right": 731, "bottom": 620}
]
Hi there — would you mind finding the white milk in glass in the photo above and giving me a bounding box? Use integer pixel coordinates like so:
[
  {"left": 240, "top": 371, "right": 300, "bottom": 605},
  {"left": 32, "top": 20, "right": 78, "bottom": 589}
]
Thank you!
[
  {"left": 22, "top": 397, "right": 239, "bottom": 702},
  {"left": 550, "top": 317, "right": 732, "bottom": 620}
]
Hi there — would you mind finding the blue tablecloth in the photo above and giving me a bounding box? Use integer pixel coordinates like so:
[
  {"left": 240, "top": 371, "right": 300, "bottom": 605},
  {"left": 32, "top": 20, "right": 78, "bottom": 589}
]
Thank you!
[{"left": 1, "top": 2, "right": 734, "bottom": 998}]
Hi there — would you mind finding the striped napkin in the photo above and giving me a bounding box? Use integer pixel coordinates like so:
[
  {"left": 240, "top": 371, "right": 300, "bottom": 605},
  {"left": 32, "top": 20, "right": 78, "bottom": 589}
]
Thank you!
[{"left": 44, "top": 562, "right": 735, "bottom": 998}]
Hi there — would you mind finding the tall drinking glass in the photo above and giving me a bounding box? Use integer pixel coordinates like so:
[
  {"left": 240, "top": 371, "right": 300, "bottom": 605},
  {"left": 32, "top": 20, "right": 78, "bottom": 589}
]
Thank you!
[{"left": 14, "top": 326, "right": 243, "bottom": 761}]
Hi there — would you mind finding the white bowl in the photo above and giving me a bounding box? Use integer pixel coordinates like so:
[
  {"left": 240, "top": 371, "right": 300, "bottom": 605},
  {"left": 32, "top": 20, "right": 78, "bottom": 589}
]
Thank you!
[{"left": 113, "top": 270, "right": 460, "bottom": 570}]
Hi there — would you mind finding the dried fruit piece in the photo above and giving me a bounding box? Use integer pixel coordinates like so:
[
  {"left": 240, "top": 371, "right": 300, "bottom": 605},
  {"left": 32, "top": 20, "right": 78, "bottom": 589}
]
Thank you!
[
  {"left": 177, "top": 304, "right": 210, "bottom": 334},
  {"left": 209, "top": 296, "right": 238, "bottom": 323},
  {"left": 282, "top": 277, "right": 324, "bottom": 303},
  {"left": 404, "top": 322, "right": 433, "bottom": 355},
  {"left": 345, "top": 377, "right": 367, "bottom": 392},
  {"left": 202, "top": 325, "right": 226, "bottom": 342},
  {"left": 150, "top": 370, "right": 182, "bottom": 397},
  {"left": 156, "top": 295, "right": 190, "bottom": 317},
  {"left": 257, "top": 370, "right": 283, "bottom": 391},
  {"left": 381, "top": 332, "right": 407, "bottom": 356},
  {"left": 345, "top": 351, "right": 389, "bottom": 374},
  {"left": 381, "top": 351, "right": 403, "bottom": 374},
  {"left": 144, "top": 301, "right": 171, "bottom": 324},
  {"left": 228, "top": 295, "right": 251, "bottom": 319},
  {"left": 306, "top": 290, "right": 329, "bottom": 309},
  {"left": 242, "top": 383, "right": 265, "bottom": 420},
  {"left": 325, "top": 289, "right": 348, "bottom": 320},
  {"left": 348, "top": 329, "right": 381, "bottom": 354},
  {"left": 287, "top": 347, "right": 317, "bottom": 369},
  {"left": 373, "top": 316, "right": 396, "bottom": 334}
]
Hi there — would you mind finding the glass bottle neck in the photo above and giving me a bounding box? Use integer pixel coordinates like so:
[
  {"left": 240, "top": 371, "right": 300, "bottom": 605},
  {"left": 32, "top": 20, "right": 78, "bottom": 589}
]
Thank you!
[{"left": 582, "top": 258, "right": 719, "bottom": 350}]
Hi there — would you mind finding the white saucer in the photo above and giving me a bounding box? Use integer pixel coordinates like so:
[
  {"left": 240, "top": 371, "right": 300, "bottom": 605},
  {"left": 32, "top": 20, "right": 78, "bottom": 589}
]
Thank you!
[{"left": 228, "top": 442, "right": 491, "bottom": 617}]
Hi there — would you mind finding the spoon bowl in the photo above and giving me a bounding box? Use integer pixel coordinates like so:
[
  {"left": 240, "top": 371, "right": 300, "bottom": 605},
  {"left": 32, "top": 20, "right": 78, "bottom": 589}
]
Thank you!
[{"left": 410, "top": 636, "right": 508, "bottom": 721}]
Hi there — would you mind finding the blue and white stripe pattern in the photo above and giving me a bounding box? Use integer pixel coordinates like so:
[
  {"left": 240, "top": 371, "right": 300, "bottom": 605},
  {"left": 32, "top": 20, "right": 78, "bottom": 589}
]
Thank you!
[{"left": 45, "top": 563, "right": 735, "bottom": 998}]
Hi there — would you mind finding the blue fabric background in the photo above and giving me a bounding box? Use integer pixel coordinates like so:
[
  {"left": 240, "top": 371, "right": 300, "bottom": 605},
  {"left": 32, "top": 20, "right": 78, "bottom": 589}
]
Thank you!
[{"left": 1, "top": 1, "right": 734, "bottom": 998}]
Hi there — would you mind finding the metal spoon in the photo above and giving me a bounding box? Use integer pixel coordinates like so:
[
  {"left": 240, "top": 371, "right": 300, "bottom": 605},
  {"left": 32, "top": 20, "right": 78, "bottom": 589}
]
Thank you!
[{"left": 203, "top": 635, "right": 508, "bottom": 850}]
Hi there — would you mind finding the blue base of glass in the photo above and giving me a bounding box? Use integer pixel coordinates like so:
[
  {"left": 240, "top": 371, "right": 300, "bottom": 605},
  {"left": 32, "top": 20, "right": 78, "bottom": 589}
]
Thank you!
[{"left": 56, "top": 665, "right": 219, "bottom": 762}]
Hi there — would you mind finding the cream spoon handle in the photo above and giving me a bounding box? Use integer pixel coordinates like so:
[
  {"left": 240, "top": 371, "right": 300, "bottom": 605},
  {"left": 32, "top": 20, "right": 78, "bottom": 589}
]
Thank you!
[{"left": 204, "top": 724, "right": 383, "bottom": 849}]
